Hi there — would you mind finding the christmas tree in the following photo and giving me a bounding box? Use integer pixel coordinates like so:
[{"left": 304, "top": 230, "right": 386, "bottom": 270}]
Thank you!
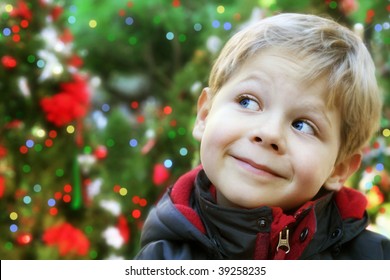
[{"left": 0, "top": 0, "right": 388, "bottom": 260}]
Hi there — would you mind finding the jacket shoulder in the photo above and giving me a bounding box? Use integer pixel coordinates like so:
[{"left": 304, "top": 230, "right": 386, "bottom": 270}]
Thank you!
[
  {"left": 341, "top": 229, "right": 390, "bottom": 259},
  {"left": 134, "top": 240, "right": 207, "bottom": 260}
]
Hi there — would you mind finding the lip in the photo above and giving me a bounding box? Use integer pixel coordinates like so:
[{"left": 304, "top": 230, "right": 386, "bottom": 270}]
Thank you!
[{"left": 232, "top": 156, "right": 284, "bottom": 178}]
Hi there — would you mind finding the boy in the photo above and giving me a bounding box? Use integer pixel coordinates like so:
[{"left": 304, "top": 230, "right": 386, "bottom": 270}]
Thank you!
[{"left": 135, "top": 13, "right": 389, "bottom": 259}]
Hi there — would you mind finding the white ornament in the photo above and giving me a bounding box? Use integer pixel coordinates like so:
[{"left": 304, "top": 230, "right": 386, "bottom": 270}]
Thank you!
[
  {"left": 99, "top": 199, "right": 122, "bottom": 216},
  {"left": 102, "top": 227, "right": 124, "bottom": 249}
]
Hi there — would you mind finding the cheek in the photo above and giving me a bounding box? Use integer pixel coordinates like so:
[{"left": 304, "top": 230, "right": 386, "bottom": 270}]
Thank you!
[{"left": 293, "top": 148, "right": 337, "bottom": 186}]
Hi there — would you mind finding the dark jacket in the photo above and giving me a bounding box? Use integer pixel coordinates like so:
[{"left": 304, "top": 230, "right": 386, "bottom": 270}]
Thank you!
[{"left": 135, "top": 167, "right": 390, "bottom": 260}]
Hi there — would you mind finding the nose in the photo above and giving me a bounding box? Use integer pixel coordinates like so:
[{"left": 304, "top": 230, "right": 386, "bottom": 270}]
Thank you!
[
  {"left": 254, "top": 136, "right": 281, "bottom": 151},
  {"left": 251, "top": 117, "right": 285, "bottom": 154}
]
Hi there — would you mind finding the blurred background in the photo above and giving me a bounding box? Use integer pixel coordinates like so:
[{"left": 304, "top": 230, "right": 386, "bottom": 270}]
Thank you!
[{"left": 0, "top": 0, "right": 389, "bottom": 260}]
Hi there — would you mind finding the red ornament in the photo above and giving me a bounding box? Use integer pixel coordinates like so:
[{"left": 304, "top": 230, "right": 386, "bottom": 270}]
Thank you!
[
  {"left": 0, "top": 176, "right": 5, "bottom": 198},
  {"left": 42, "top": 222, "right": 90, "bottom": 256},
  {"left": 5, "top": 120, "right": 23, "bottom": 129},
  {"left": 16, "top": 233, "right": 33, "bottom": 245},
  {"left": 117, "top": 215, "right": 130, "bottom": 243},
  {"left": 141, "top": 138, "right": 156, "bottom": 154},
  {"left": 152, "top": 163, "right": 170, "bottom": 186},
  {"left": 172, "top": 0, "right": 181, "bottom": 7},
  {"left": 339, "top": 0, "right": 358, "bottom": 15},
  {"left": 0, "top": 145, "right": 7, "bottom": 158},
  {"left": 40, "top": 75, "right": 90, "bottom": 126},
  {"left": 2, "top": 56, "right": 17, "bottom": 69},
  {"left": 10, "top": 0, "right": 32, "bottom": 20},
  {"left": 60, "top": 28, "right": 74, "bottom": 44},
  {"left": 68, "top": 54, "right": 84, "bottom": 68},
  {"left": 94, "top": 145, "right": 108, "bottom": 160},
  {"left": 51, "top": 6, "right": 64, "bottom": 21}
]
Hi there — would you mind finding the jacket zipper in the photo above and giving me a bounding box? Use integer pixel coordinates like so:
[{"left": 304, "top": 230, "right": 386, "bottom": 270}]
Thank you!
[{"left": 277, "top": 227, "right": 290, "bottom": 253}]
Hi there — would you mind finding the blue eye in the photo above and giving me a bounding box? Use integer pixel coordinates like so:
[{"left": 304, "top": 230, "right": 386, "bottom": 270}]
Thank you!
[
  {"left": 239, "top": 96, "right": 260, "bottom": 110},
  {"left": 292, "top": 120, "right": 315, "bottom": 134}
]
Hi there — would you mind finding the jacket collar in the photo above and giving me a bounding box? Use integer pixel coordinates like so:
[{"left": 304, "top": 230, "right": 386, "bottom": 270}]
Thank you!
[{"left": 170, "top": 167, "right": 369, "bottom": 259}]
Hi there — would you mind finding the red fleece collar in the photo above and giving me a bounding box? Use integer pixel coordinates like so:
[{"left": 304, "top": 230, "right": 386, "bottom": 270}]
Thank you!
[
  {"left": 170, "top": 165, "right": 206, "bottom": 234},
  {"left": 333, "top": 187, "right": 367, "bottom": 220}
]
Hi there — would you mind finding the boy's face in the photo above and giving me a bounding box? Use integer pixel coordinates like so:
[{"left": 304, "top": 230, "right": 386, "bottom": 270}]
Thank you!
[{"left": 193, "top": 50, "right": 352, "bottom": 210}]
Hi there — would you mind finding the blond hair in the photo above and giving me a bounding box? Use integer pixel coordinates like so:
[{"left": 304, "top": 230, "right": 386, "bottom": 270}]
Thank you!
[{"left": 208, "top": 13, "right": 382, "bottom": 162}]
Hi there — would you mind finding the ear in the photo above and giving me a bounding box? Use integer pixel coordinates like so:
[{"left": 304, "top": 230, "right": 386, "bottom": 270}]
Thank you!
[
  {"left": 192, "top": 87, "right": 212, "bottom": 141},
  {"left": 324, "top": 153, "right": 362, "bottom": 191}
]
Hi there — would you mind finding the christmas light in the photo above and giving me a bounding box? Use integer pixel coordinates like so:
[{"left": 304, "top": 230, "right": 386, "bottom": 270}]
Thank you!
[
  {"left": 119, "top": 187, "right": 128, "bottom": 196},
  {"left": 113, "top": 185, "right": 121, "bottom": 193},
  {"left": 22, "top": 165, "right": 31, "bottom": 173},
  {"left": 329, "top": 1, "right": 337, "bottom": 9},
  {"left": 63, "top": 194, "right": 71, "bottom": 203},
  {"left": 36, "top": 59, "right": 45, "bottom": 68},
  {"left": 20, "top": 20, "right": 28, "bottom": 28},
  {"left": 33, "top": 184, "right": 42, "bottom": 192},
  {"left": 68, "top": 15, "right": 76, "bottom": 24},
  {"left": 217, "top": 6, "right": 225, "bottom": 14},
  {"left": 166, "top": 32, "right": 174, "bottom": 40},
  {"left": 178, "top": 34, "right": 186, "bottom": 42},
  {"left": 9, "top": 212, "right": 18, "bottom": 220},
  {"left": 34, "top": 128, "right": 46, "bottom": 138},
  {"left": 34, "top": 144, "right": 43, "bottom": 152},
  {"left": 64, "top": 184, "right": 72, "bottom": 193},
  {"left": 19, "top": 146, "right": 28, "bottom": 154},
  {"left": 49, "top": 207, "right": 58, "bottom": 216},
  {"left": 223, "top": 22, "right": 232, "bottom": 31},
  {"left": 128, "top": 36, "right": 137, "bottom": 45},
  {"left": 125, "top": 17, "right": 134, "bottom": 25},
  {"left": 106, "top": 139, "right": 115, "bottom": 147},
  {"left": 172, "top": 0, "right": 181, "bottom": 7},
  {"left": 132, "top": 196, "right": 140, "bottom": 204},
  {"left": 2, "top": 28, "right": 11, "bottom": 36},
  {"left": 12, "top": 34, "right": 20, "bottom": 42},
  {"left": 164, "top": 159, "right": 173, "bottom": 168},
  {"left": 194, "top": 23, "right": 202, "bottom": 32},
  {"left": 48, "top": 198, "right": 56, "bottom": 207},
  {"left": 26, "top": 139, "right": 34, "bottom": 148},
  {"left": 2, "top": 55, "right": 17, "bottom": 68},
  {"left": 177, "top": 127, "right": 186, "bottom": 135},
  {"left": 44, "top": 139, "right": 53, "bottom": 147},
  {"left": 132, "top": 209, "right": 141, "bottom": 219},
  {"left": 5, "top": 4, "right": 13, "bottom": 13},
  {"left": 131, "top": 101, "right": 139, "bottom": 109},
  {"left": 16, "top": 233, "right": 32, "bottom": 245},
  {"left": 11, "top": 25, "right": 20, "bottom": 33},
  {"left": 23, "top": 195, "right": 31, "bottom": 204},
  {"left": 10, "top": 224, "right": 18, "bottom": 233},
  {"left": 27, "top": 55, "right": 35, "bottom": 63},
  {"left": 376, "top": 163, "right": 385, "bottom": 172},
  {"left": 212, "top": 20, "right": 220, "bottom": 28},
  {"left": 163, "top": 106, "right": 172, "bottom": 115},
  {"left": 89, "top": 20, "right": 97, "bottom": 28},
  {"left": 55, "top": 169, "right": 64, "bottom": 177},
  {"left": 54, "top": 192, "right": 62, "bottom": 200},
  {"left": 49, "top": 130, "right": 57, "bottom": 138},
  {"left": 129, "top": 139, "right": 138, "bottom": 147},
  {"left": 168, "top": 130, "right": 176, "bottom": 139},
  {"left": 179, "top": 147, "right": 188, "bottom": 156},
  {"left": 139, "top": 198, "right": 147, "bottom": 207},
  {"left": 66, "top": 125, "right": 75, "bottom": 134},
  {"left": 383, "top": 129, "right": 390, "bottom": 137},
  {"left": 375, "top": 24, "right": 383, "bottom": 32}
]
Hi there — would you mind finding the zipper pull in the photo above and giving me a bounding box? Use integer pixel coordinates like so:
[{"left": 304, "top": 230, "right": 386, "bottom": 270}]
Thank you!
[{"left": 277, "top": 228, "right": 290, "bottom": 253}]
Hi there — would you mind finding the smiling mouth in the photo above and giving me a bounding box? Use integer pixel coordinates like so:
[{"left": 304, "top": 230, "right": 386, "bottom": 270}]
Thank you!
[{"left": 232, "top": 156, "right": 284, "bottom": 178}]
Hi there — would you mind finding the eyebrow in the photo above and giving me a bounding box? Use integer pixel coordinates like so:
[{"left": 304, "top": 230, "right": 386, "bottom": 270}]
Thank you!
[{"left": 299, "top": 102, "right": 332, "bottom": 128}]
